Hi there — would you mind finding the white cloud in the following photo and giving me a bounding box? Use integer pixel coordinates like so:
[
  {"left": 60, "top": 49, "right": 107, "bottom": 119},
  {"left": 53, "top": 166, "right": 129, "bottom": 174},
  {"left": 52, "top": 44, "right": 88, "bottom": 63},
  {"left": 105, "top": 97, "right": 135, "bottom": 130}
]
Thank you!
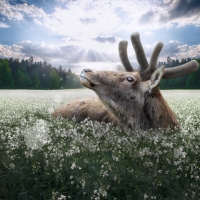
[
  {"left": 34, "top": 0, "right": 199, "bottom": 38},
  {"left": 1, "top": 38, "right": 199, "bottom": 73},
  {"left": 42, "top": 3, "right": 120, "bottom": 38},
  {"left": 0, "top": 0, "right": 23, "bottom": 20},
  {"left": 1, "top": 0, "right": 200, "bottom": 38},
  {"left": 93, "top": 35, "right": 117, "bottom": 44},
  {"left": 0, "top": 40, "right": 121, "bottom": 70},
  {"left": 0, "top": 0, "right": 47, "bottom": 21},
  {"left": 151, "top": 40, "right": 200, "bottom": 61},
  {"left": 0, "top": 44, "right": 25, "bottom": 59},
  {"left": 176, "top": 44, "right": 200, "bottom": 59},
  {"left": 0, "top": 0, "right": 200, "bottom": 72},
  {"left": 33, "top": 19, "right": 43, "bottom": 26},
  {"left": 0, "top": 22, "right": 9, "bottom": 28}
]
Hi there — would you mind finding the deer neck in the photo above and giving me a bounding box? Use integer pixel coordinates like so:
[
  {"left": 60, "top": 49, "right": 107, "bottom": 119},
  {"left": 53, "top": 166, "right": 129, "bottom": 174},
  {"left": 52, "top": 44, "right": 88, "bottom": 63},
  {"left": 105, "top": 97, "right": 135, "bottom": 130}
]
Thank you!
[
  {"left": 98, "top": 89, "right": 179, "bottom": 131},
  {"left": 123, "top": 111, "right": 151, "bottom": 131},
  {"left": 143, "top": 89, "right": 179, "bottom": 130},
  {"left": 99, "top": 96, "right": 151, "bottom": 131}
]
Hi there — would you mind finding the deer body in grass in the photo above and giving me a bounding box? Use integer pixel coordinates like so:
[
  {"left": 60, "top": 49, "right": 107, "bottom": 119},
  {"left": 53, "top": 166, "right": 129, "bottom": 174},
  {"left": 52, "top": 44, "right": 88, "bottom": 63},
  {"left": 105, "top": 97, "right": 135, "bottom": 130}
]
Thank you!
[{"left": 52, "top": 32, "right": 199, "bottom": 131}]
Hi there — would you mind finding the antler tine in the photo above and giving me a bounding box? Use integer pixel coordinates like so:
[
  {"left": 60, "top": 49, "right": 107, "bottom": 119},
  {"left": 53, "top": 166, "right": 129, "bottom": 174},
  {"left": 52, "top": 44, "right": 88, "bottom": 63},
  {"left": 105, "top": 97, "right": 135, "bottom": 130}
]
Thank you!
[
  {"left": 163, "top": 60, "right": 199, "bottom": 79},
  {"left": 118, "top": 40, "right": 134, "bottom": 72},
  {"left": 141, "top": 42, "right": 164, "bottom": 81},
  {"left": 130, "top": 32, "right": 149, "bottom": 72},
  {"left": 149, "top": 42, "right": 164, "bottom": 71}
]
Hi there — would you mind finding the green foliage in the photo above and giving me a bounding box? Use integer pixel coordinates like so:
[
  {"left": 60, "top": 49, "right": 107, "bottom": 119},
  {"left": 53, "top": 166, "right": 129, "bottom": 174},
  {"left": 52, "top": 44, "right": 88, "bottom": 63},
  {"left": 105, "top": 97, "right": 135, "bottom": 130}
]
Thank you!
[
  {"left": 160, "top": 58, "right": 200, "bottom": 89},
  {"left": 50, "top": 69, "right": 61, "bottom": 89},
  {"left": 15, "top": 69, "right": 24, "bottom": 86},
  {"left": 0, "top": 90, "right": 200, "bottom": 199},
  {"left": 0, "top": 58, "right": 14, "bottom": 88},
  {"left": 1, "top": 56, "right": 199, "bottom": 89},
  {"left": 14, "top": 69, "right": 32, "bottom": 88},
  {"left": 0, "top": 57, "right": 82, "bottom": 89},
  {"left": 31, "top": 71, "right": 40, "bottom": 89},
  {"left": 186, "top": 59, "right": 200, "bottom": 89}
]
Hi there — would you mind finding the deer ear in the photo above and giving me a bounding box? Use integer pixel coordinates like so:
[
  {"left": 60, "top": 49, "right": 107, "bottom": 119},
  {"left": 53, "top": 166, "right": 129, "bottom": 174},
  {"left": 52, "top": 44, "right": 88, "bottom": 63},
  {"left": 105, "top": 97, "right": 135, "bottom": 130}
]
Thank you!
[{"left": 148, "top": 65, "right": 164, "bottom": 94}]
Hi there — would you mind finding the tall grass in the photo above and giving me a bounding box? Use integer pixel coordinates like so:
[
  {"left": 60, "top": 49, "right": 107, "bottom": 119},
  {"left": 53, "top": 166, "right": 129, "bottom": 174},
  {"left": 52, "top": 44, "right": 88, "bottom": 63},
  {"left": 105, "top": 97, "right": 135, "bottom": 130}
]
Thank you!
[{"left": 0, "top": 90, "right": 200, "bottom": 200}]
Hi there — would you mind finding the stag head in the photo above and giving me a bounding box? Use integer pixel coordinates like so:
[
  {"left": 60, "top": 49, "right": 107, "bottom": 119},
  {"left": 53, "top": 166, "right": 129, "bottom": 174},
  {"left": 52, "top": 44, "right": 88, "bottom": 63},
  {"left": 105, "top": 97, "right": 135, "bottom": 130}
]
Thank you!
[{"left": 80, "top": 32, "right": 199, "bottom": 130}]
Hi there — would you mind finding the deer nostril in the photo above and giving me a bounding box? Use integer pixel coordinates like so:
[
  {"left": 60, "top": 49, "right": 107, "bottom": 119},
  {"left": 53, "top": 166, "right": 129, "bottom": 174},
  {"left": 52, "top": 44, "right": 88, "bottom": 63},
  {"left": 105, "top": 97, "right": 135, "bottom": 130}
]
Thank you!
[{"left": 83, "top": 69, "right": 92, "bottom": 73}]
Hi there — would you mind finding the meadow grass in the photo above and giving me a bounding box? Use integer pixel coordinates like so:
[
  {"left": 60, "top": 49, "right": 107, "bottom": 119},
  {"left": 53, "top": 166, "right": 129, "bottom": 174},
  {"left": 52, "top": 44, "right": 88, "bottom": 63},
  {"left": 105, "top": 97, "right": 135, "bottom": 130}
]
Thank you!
[{"left": 0, "top": 89, "right": 200, "bottom": 200}]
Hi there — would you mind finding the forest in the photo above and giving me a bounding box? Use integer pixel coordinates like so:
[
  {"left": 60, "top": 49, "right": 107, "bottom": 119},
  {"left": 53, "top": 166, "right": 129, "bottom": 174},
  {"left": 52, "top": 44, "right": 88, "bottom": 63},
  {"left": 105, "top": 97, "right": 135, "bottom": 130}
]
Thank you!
[
  {"left": 0, "top": 57, "right": 82, "bottom": 89},
  {"left": 159, "top": 57, "right": 200, "bottom": 89},
  {"left": 0, "top": 57, "right": 200, "bottom": 89}
]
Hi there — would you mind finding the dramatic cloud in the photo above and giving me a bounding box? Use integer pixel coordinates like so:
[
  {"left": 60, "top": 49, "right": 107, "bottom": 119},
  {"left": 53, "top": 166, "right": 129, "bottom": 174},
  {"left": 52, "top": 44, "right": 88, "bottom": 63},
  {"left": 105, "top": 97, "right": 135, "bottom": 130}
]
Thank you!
[
  {"left": 138, "top": 10, "right": 155, "bottom": 25},
  {"left": 0, "top": 0, "right": 200, "bottom": 72},
  {"left": 0, "top": 40, "right": 119, "bottom": 66},
  {"left": 40, "top": 3, "right": 120, "bottom": 38},
  {"left": 93, "top": 35, "right": 117, "bottom": 44},
  {"left": 145, "top": 40, "right": 200, "bottom": 61},
  {"left": 0, "top": 0, "right": 46, "bottom": 21},
  {"left": 135, "top": 0, "right": 200, "bottom": 29},
  {"left": 20, "top": 41, "right": 62, "bottom": 60},
  {"left": 163, "top": 0, "right": 200, "bottom": 20},
  {"left": 158, "top": 0, "right": 200, "bottom": 27},
  {"left": 1, "top": 0, "right": 200, "bottom": 36},
  {"left": 160, "top": 40, "right": 182, "bottom": 57},
  {"left": 175, "top": 43, "right": 200, "bottom": 59},
  {"left": 0, "top": 44, "right": 25, "bottom": 59},
  {"left": 1, "top": 38, "right": 199, "bottom": 72}
]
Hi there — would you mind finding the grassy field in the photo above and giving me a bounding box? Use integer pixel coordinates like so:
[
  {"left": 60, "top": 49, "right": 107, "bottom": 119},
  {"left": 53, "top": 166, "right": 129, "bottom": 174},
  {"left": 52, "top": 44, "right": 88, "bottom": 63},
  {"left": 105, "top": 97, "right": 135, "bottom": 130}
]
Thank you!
[{"left": 0, "top": 89, "right": 200, "bottom": 200}]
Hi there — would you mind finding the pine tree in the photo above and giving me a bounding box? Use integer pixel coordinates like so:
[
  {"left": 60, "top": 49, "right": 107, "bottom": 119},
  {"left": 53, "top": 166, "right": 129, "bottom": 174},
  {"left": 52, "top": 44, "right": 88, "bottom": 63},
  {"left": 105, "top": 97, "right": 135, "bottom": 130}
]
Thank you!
[
  {"left": 0, "top": 59, "right": 14, "bottom": 88},
  {"left": 186, "top": 59, "right": 200, "bottom": 89},
  {"left": 50, "top": 69, "right": 61, "bottom": 89}
]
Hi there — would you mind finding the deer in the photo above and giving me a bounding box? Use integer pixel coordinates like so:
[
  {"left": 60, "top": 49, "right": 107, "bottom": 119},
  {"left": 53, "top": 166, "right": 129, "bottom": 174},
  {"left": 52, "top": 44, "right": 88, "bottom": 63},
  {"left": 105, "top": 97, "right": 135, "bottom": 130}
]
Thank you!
[{"left": 52, "top": 32, "right": 199, "bottom": 131}]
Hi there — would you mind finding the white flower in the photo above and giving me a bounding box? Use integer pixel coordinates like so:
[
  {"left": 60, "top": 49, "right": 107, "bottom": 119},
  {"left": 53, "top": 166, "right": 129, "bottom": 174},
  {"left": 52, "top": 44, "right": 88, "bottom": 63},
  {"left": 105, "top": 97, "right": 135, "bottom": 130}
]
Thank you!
[
  {"left": 58, "top": 194, "right": 66, "bottom": 200},
  {"left": 94, "top": 190, "right": 97, "bottom": 194},
  {"left": 144, "top": 193, "right": 148, "bottom": 200},
  {"left": 71, "top": 162, "right": 76, "bottom": 169}
]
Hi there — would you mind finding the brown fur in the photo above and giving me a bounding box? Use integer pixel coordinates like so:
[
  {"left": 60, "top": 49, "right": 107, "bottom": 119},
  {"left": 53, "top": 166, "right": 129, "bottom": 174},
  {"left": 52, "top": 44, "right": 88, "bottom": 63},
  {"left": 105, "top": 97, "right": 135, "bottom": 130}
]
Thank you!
[
  {"left": 80, "top": 69, "right": 179, "bottom": 130},
  {"left": 52, "top": 97, "right": 120, "bottom": 126},
  {"left": 144, "top": 90, "right": 179, "bottom": 129}
]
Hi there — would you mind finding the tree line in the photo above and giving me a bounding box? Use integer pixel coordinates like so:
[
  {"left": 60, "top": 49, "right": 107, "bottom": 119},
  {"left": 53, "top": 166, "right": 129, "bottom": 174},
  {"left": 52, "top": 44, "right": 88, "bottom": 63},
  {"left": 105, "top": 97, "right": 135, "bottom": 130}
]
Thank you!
[
  {"left": 0, "top": 56, "right": 199, "bottom": 89},
  {"left": 0, "top": 57, "right": 82, "bottom": 89},
  {"left": 158, "top": 57, "right": 200, "bottom": 89}
]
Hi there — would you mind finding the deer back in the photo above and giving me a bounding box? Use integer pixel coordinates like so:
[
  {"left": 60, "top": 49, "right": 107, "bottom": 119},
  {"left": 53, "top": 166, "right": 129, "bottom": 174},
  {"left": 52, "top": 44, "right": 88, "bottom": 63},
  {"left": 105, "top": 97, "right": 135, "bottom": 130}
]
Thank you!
[{"left": 52, "top": 97, "right": 120, "bottom": 126}]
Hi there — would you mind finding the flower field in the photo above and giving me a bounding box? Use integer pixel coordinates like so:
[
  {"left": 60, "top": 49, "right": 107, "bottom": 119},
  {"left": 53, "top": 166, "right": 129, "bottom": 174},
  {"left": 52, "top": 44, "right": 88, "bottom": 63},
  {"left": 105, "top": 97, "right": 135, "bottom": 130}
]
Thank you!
[{"left": 0, "top": 89, "right": 200, "bottom": 200}]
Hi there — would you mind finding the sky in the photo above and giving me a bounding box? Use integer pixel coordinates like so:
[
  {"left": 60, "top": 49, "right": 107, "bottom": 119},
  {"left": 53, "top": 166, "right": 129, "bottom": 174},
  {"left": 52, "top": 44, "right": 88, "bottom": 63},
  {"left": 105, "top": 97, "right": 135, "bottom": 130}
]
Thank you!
[{"left": 0, "top": 0, "right": 200, "bottom": 73}]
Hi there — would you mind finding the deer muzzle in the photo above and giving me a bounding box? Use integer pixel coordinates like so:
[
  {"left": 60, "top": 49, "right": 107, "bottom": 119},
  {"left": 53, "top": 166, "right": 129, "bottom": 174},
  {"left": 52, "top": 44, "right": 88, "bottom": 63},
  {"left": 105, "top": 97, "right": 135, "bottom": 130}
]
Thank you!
[{"left": 80, "top": 69, "right": 95, "bottom": 88}]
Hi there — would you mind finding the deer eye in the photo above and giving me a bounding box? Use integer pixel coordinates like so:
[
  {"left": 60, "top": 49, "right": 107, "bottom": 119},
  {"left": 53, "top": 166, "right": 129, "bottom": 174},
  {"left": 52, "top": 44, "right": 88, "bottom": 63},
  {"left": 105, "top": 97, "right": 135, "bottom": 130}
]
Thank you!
[{"left": 127, "top": 76, "right": 134, "bottom": 82}]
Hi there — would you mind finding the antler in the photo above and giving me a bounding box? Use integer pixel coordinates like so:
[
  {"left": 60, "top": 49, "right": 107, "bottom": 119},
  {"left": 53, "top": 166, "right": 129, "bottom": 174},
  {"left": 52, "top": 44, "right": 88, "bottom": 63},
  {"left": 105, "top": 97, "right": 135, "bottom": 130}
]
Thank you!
[
  {"left": 118, "top": 32, "right": 164, "bottom": 79},
  {"left": 163, "top": 60, "right": 199, "bottom": 79},
  {"left": 118, "top": 41, "right": 134, "bottom": 72},
  {"left": 140, "top": 42, "right": 164, "bottom": 80},
  {"left": 118, "top": 32, "right": 199, "bottom": 81}
]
